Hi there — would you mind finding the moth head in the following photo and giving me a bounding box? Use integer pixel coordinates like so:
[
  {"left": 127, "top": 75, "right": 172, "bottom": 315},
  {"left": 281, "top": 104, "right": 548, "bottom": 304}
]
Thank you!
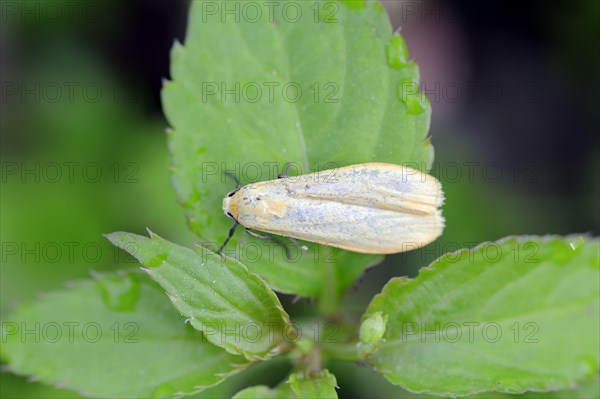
[{"left": 222, "top": 194, "right": 239, "bottom": 220}]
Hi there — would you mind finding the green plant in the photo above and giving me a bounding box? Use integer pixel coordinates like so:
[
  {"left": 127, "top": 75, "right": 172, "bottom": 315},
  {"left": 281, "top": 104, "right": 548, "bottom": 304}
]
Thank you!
[{"left": 1, "top": 1, "right": 598, "bottom": 398}]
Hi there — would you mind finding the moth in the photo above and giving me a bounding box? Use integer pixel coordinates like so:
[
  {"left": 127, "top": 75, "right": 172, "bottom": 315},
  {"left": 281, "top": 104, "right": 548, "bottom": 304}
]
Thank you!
[{"left": 220, "top": 163, "right": 444, "bottom": 255}]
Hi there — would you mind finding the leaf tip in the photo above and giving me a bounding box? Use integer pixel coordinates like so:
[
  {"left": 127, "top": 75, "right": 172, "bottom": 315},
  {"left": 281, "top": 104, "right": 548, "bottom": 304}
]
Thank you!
[{"left": 103, "top": 231, "right": 129, "bottom": 247}]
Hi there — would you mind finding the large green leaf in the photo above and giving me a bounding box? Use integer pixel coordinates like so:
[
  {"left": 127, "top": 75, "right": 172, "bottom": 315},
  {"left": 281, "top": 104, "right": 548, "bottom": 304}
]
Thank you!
[
  {"left": 161, "top": 0, "right": 433, "bottom": 302},
  {"left": 0, "top": 272, "right": 247, "bottom": 398},
  {"left": 106, "top": 231, "right": 291, "bottom": 360},
  {"left": 360, "top": 236, "right": 600, "bottom": 396}
]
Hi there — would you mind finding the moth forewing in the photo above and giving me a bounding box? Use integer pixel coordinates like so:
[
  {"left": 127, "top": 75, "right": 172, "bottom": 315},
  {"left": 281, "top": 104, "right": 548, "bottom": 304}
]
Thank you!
[
  {"left": 284, "top": 162, "right": 443, "bottom": 215},
  {"left": 222, "top": 163, "right": 444, "bottom": 254}
]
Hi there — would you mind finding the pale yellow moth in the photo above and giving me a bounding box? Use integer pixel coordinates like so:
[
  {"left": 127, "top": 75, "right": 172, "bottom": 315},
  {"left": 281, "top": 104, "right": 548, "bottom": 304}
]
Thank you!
[{"left": 220, "top": 162, "right": 444, "bottom": 255}]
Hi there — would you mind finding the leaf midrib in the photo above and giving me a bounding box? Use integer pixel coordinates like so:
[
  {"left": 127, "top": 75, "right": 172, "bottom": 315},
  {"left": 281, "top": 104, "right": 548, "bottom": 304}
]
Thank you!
[
  {"left": 270, "top": 23, "right": 309, "bottom": 171},
  {"left": 151, "top": 262, "right": 274, "bottom": 328}
]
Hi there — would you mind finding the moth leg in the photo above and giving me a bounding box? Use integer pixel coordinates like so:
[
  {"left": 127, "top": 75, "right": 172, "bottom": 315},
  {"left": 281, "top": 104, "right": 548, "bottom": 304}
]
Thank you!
[
  {"left": 218, "top": 221, "right": 239, "bottom": 255},
  {"left": 277, "top": 162, "right": 293, "bottom": 179},
  {"left": 287, "top": 237, "right": 308, "bottom": 252},
  {"left": 245, "top": 228, "right": 292, "bottom": 259}
]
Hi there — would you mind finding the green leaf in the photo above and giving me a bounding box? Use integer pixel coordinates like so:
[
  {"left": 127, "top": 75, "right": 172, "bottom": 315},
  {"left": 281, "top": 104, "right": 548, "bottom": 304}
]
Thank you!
[
  {"left": 0, "top": 373, "right": 83, "bottom": 399},
  {"left": 289, "top": 369, "right": 338, "bottom": 399},
  {"left": 470, "top": 376, "right": 600, "bottom": 398},
  {"left": 0, "top": 272, "right": 247, "bottom": 398},
  {"left": 161, "top": 0, "right": 432, "bottom": 301},
  {"left": 360, "top": 236, "right": 600, "bottom": 396},
  {"left": 231, "top": 370, "right": 339, "bottom": 399},
  {"left": 106, "top": 231, "right": 291, "bottom": 360},
  {"left": 233, "top": 384, "right": 295, "bottom": 399}
]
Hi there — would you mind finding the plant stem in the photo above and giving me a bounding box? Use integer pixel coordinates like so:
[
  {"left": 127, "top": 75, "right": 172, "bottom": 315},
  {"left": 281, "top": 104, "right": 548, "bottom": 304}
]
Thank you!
[{"left": 322, "top": 341, "right": 360, "bottom": 362}]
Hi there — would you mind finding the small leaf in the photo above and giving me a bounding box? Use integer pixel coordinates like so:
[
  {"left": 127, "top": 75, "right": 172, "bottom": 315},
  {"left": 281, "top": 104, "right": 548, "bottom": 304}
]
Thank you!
[
  {"left": 0, "top": 272, "right": 248, "bottom": 398},
  {"left": 106, "top": 231, "right": 292, "bottom": 360},
  {"left": 233, "top": 384, "right": 295, "bottom": 399},
  {"left": 288, "top": 370, "right": 338, "bottom": 399},
  {"left": 161, "top": 0, "right": 433, "bottom": 301},
  {"left": 361, "top": 236, "right": 600, "bottom": 396},
  {"left": 358, "top": 311, "right": 387, "bottom": 357}
]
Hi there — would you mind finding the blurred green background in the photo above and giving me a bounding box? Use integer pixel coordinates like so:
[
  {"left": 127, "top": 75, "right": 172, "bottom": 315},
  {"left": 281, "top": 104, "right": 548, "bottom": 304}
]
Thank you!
[{"left": 1, "top": 0, "right": 598, "bottom": 398}]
